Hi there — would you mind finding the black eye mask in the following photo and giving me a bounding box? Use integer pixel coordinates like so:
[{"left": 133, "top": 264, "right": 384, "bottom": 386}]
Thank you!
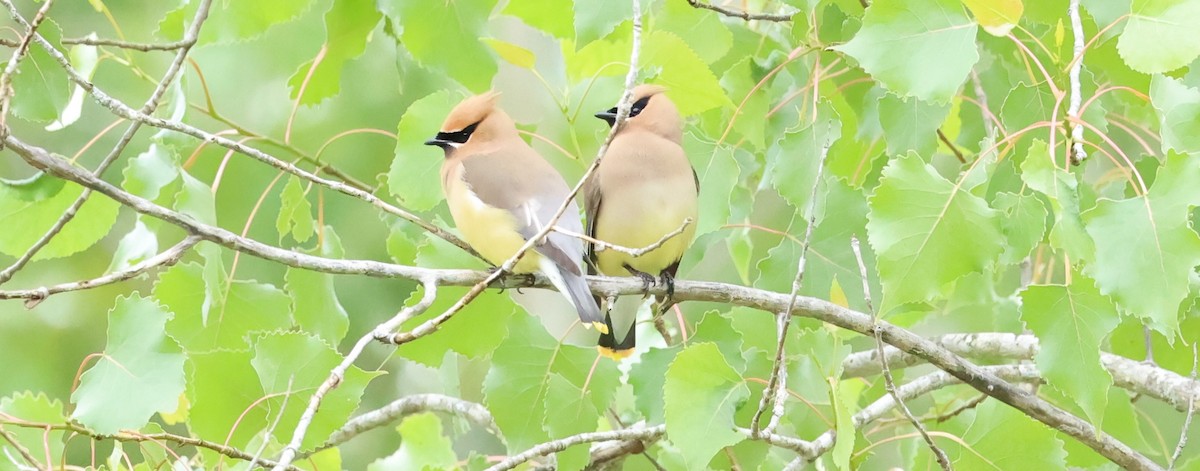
[
  {"left": 595, "top": 95, "right": 652, "bottom": 126},
  {"left": 435, "top": 121, "right": 480, "bottom": 144}
]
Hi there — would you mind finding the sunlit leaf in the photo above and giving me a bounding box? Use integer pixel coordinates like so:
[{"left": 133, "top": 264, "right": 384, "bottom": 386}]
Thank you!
[
  {"left": 664, "top": 343, "right": 749, "bottom": 469},
  {"left": 833, "top": 0, "right": 979, "bottom": 103},
  {"left": 867, "top": 153, "right": 1003, "bottom": 313},
  {"left": 286, "top": 0, "right": 383, "bottom": 105},
  {"left": 368, "top": 413, "right": 458, "bottom": 470},
  {"left": 72, "top": 295, "right": 185, "bottom": 434},
  {"left": 1118, "top": 0, "right": 1200, "bottom": 74},
  {"left": 1082, "top": 152, "right": 1200, "bottom": 335}
]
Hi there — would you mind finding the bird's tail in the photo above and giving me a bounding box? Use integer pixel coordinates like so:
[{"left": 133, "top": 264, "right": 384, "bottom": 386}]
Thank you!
[
  {"left": 597, "top": 295, "right": 640, "bottom": 360},
  {"left": 539, "top": 258, "right": 606, "bottom": 333}
]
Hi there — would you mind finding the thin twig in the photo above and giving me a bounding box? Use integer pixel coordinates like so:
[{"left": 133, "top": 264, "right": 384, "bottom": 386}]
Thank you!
[
  {"left": 937, "top": 129, "right": 967, "bottom": 163},
  {"left": 0, "top": 425, "right": 42, "bottom": 470},
  {"left": 0, "top": 419, "right": 300, "bottom": 471},
  {"left": 969, "top": 70, "right": 996, "bottom": 138},
  {"left": 270, "top": 279, "right": 439, "bottom": 470},
  {"left": 1066, "top": 0, "right": 1088, "bottom": 165},
  {"left": 1169, "top": 345, "right": 1199, "bottom": 470},
  {"left": 0, "top": 0, "right": 53, "bottom": 140},
  {"left": 376, "top": 0, "right": 644, "bottom": 347},
  {"left": 554, "top": 218, "right": 692, "bottom": 258},
  {"left": 0, "top": 0, "right": 210, "bottom": 286},
  {"left": 751, "top": 139, "right": 832, "bottom": 436},
  {"left": 486, "top": 425, "right": 666, "bottom": 471},
  {"left": 855, "top": 235, "right": 952, "bottom": 470},
  {"left": 309, "top": 393, "right": 498, "bottom": 456},
  {"left": 0, "top": 36, "right": 193, "bottom": 51},
  {"left": 684, "top": 0, "right": 794, "bottom": 22},
  {"left": 0, "top": 236, "right": 199, "bottom": 307}
]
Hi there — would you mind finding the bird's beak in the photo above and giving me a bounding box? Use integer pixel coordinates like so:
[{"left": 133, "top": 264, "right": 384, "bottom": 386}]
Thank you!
[
  {"left": 594, "top": 107, "right": 618, "bottom": 126},
  {"left": 424, "top": 137, "right": 450, "bottom": 148}
]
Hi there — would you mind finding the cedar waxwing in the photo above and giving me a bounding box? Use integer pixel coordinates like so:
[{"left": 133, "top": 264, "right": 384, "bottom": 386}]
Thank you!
[
  {"left": 425, "top": 92, "right": 605, "bottom": 332},
  {"left": 585, "top": 85, "right": 699, "bottom": 359}
]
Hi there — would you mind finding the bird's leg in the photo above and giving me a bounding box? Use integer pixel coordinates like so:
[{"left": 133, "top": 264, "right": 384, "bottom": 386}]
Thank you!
[
  {"left": 655, "top": 270, "right": 677, "bottom": 319},
  {"left": 623, "top": 263, "right": 656, "bottom": 298},
  {"left": 486, "top": 266, "right": 534, "bottom": 294}
]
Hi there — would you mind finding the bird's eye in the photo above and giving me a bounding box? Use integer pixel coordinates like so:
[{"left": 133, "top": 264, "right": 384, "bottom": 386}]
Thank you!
[
  {"left": 435, "top": 121, "right": 481, "bottom": 144},
  {"left": 628, "top": 96, "right": 651, "bottom": 118}
]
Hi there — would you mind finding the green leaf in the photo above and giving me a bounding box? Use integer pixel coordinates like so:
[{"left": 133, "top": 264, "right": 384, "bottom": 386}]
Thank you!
[
  {"left": 1118, "top": 0, "right": 1200, "bottom": 74},
  {"left": 1019, "top": 140, "right": 1095, "bottom": 261},
  {"left": 383, "top": 0, "right": 498, "bottom": 91},
  {"left": 503, "top": 0, "right": 573, "bottom": 39},
  {"left": 769, "top": 101, "right": 842, "bottom": 212},
  {"left": 157, "top": 263, "right": 292, "bottom": 351},
  {"left": 830, "top": 378, "right": 862, "bottom": 469},
  {"left": 174, "top": 171, "right": 216, "bottom": 225},
  {"left": 482, "top": 314, "right": 620, "bottom": 452},
  {"left": 833, "top": 0, "right": 979, "bottom": 103},
  {"left": 961, "top": 0, "right": 1023, "bottom": 36},
  {"left": 158, "top": 0, "right": 312, "bottom": 43},
  {"left": 877, "top": 92, "right": 950, "bottom": 158},
  {"left": 108, "top": 218, "right": 159, "bottom": 272},
  {"left": 685, "top": 134, "right": 739, "bottom": 238},
  {"left": 867, "top": 153, "right": 1003, "bottom": 313},
  {"left": 957, "top": 400, "right": 1068, "bottom": 469},
  {"left": 575, "top": 0, "right": 627, "bottom": 47},
  {"left": 993, "top": 192, "right": 1048, "bottom": 265},
  {"left": 1082, "top": 152, "right": 1200, "bottom": 335},
  {"left": 0, "top": 171, "right": 65, "bottom": 202},
  {"left": 664, "top": 343, "right": 749, "bottom": 469},
  {"left": 656, "top": 0, "right": 733, "bottom": 64},
  {"left": 286, "top": 227, "right": 349, "bottom": 344},
  {"left": 481, "top": 38, "right": 536, "bottom": 69},
  {"left": 389, "top": 91, "right": 459, "bottom": 212},
  {"left": 276, "top": 176, "right": 315, "bottom": 243},
  {"left": 644, "top": 31, "right": 732, "bottom": 116},
  {"left": 1019, "top": 271, "right": 1119, "bottom": 428},
  {"left": 628, "top": 345, "right": 681, "bottom": 424},
  {"left": 186, "top": 349, "right": 267, "bottom": 452},
  {"left": 0, "top": 177, "right": 119, "bottom": 260},
  {"left": 46, "top": 36, "right": 99, "bottom": 131},
  {"left": 368, "top": 413, "right": 458, "bottom": 471},
  {"left": 1150, "top": 75, "right": 1200, "bottom": 155},
  {"left": 122, "top": 143, "right": 179, "bottom": 201},
  {"left": 0, "top": 392, "right": 67, "bottom": 464},
  {"left": 72, "top": 295, "right": 185, "bottom": 434},
  {"left": 11, "top": 20, "right": 69, "bottom": 123},
  {"left": 287, "top": 0, "right": 383, "bottom": 105},
  {"left": 251, "top": 332, "right": 379, "bottom": 450},
  {"left": 719, "top": 59, "right": 770, "bottom": 150},
  {"left": 545, "top": 375, "right": 601, "bottom": 471}
]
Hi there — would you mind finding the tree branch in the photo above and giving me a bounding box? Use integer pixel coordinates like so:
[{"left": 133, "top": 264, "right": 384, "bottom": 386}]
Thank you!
[
  {"left": 0, "top": 0, "right": 53, "bottom": 138},
  {"left": 4, "top": 19, "right": 479, "bottom": 261},
  {"left": 0, "top": 136, "right": 1168, "bottom": 470},
  {"left": 0, "top": 236, "right": 199, "bottom": 307},
  {"left": 684, "top": 0, "right": 794, "bottom": 22},
  {"left": 0, "top": 0, "right": 211, "bottom": 286},
  {"left": 271, "top": 278, "right": 439, "bottom": 470},
  {"left": 486, "top": 425, "right": 666, "bottom": 471},
  {"left": 554, "top": 217, "right": 692, "bottom": 258},
  {"left": 1066, "top": 0, "right": 1088, "bottom": 165},
  {"left": 311, "top": 393, "right": 498, "bottom": 456}
]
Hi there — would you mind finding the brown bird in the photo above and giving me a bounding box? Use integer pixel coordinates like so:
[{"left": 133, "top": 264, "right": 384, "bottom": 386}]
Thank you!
[
  {"left": 425, "top": 92, "right": 605, "bottom": 332},
  {"left": 586, "top": 85, "right": 699, "bottom": 359}
]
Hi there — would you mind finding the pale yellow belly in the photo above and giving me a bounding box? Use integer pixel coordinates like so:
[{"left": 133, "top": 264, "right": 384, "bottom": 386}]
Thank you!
[
  {"left": 446, "top": 181, "right": 541, "bottom": 273},
  {"left": 593, "top": 183, "right": 697, "bottom": 277}
]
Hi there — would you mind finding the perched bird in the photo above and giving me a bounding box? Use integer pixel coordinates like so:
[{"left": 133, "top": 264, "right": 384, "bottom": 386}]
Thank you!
[
  {"left": 425, "top": 92, "right": 605, "bottom": 332},
  {"left": 586, "top": 85, "right": 699, "bottom": 359}
]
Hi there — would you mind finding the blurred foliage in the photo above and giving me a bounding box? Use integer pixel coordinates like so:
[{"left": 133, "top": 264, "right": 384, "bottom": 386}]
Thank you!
[{"left": 1, "top": 0, "right": 1200, "bottom": 469}]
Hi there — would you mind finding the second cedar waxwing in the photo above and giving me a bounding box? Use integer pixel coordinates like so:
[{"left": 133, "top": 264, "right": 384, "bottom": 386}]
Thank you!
[
  {"left": 585, "top": 85, "right": 699, "bottom": 359},
  {"left": 425, "top": 92, "right": 605, "bottom": 333}
]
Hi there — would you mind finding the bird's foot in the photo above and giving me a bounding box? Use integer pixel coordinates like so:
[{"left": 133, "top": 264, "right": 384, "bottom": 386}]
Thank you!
[
  {"left": 655, "top": 271, "right": 677, "bottom": 319},
  {"left": 624, "top": 264, "right": 656, "bottom": 298},
  {"left": 487, "top": 267, "right": 533, "bottom": 294}
]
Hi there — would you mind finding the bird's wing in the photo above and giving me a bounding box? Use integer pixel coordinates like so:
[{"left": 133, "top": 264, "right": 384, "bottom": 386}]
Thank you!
[{"left": 459, "top": 149, "right": 585, "bottom": 276}]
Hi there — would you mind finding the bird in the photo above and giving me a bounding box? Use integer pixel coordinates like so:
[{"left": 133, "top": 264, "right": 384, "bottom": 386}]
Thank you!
[
  {"left": 424, "top": 91, "right": 605, "bottom": 333},
  {"left": 585, "top": 85, "right": 699, "bottom": 359}
]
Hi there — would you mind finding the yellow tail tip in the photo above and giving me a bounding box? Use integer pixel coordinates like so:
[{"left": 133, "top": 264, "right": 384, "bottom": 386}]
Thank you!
[
  {"left": 597, "top": 346, "right": 634, "bottom": 360},
  {"left": 590, "top": 321, "right": 610, "bottom": 334}
]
